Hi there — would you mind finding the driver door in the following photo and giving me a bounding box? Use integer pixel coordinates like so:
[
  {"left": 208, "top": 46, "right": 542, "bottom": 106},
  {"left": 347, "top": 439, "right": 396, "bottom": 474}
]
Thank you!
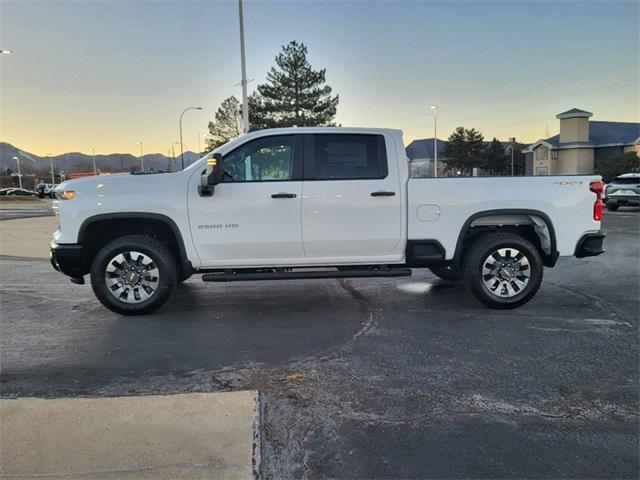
[{"left": 188, "top": 134, "right": 304, "bottom": 267}]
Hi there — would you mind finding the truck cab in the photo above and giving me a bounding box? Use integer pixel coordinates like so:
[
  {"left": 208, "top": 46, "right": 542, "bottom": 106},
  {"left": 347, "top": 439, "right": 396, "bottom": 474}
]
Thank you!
[{"left": 188, "top": 129, "right": 407, "bottom": 267}]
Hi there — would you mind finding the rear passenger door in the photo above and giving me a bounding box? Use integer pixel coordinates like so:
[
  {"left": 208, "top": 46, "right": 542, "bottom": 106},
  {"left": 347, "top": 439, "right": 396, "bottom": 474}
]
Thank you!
[{"left": 301, "top": 133, "right": 403, "bottom": 261}]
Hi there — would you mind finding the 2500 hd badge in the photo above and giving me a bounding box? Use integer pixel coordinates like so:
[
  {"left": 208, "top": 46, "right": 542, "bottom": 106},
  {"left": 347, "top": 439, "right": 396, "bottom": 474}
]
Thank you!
[{"left": 197, "top": 223, "right": 239, "bottom": 229}]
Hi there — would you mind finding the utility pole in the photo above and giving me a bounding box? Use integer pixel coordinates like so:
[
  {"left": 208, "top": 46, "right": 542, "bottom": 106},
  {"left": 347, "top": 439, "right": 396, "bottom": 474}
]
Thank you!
[
  {"left": 47, "top": 153, "right": 54, "bottom": 183},
  {"left": 429, "top": 105, "right": 438, "bottom": 177},
  {"left": 238, "top": 0, "right": 249, "bottom": 133}
]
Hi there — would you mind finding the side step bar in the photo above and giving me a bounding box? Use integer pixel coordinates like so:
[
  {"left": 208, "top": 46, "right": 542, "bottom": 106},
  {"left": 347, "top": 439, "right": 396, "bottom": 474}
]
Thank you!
[{"left": 202, "top": 268, "right": 412, "bottom": 282}]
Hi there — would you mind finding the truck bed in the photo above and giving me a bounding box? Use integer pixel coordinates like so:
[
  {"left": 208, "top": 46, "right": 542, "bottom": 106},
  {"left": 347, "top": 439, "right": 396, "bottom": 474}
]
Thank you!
[{"left": 407, "top": 175, "right": 602, "bottom": 259}]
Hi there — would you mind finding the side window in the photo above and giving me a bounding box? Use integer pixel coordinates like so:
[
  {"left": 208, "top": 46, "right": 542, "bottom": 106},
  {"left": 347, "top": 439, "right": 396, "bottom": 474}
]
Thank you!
[
  {"left": 223, "top": 135, "right": 295, "bottom": 182},
  {"left": 310, "top": 134, "right": 388, "bottom": 180}
]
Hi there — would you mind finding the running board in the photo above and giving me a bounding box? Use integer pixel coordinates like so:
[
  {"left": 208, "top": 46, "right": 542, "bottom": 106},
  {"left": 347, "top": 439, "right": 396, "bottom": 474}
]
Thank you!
[{"left": 202, "top": 268, "right": 412, "bottom": 282}]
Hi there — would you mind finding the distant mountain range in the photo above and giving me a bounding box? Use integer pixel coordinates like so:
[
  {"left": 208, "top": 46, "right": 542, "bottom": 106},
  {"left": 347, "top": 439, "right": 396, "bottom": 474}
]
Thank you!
[{"left": 0, "top": 142, "right": 203, "bottom": 175}]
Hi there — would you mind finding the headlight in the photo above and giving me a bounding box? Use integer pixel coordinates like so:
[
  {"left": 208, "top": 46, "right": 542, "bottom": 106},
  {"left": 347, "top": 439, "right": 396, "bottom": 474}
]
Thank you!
[{"left": 57, "top": 190, "right": 76, "bottom": 200}]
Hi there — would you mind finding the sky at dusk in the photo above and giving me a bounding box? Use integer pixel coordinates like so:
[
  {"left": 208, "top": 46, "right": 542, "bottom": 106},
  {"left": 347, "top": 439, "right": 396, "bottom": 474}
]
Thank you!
[{"left": 1, "top": 0, "right": 638, "bottom": 156}]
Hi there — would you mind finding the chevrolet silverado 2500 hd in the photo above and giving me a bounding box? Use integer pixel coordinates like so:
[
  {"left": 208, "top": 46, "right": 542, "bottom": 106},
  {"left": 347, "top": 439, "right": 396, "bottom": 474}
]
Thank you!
[{"left": 50, "top": 128, "right": 605, "bottom": 315}]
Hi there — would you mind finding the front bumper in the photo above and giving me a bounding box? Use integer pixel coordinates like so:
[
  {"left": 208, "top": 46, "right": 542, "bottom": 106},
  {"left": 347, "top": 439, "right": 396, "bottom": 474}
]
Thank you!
[
  {"left": 50, "top": 241, "right": 86, "bottom": 284},
  {"left": 574, "top": 232, "right": 606, "bottom": 258}
]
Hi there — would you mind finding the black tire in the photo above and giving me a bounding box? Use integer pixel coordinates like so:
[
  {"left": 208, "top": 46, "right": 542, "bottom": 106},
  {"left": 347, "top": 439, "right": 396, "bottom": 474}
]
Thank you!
[
  {"left": 429, "top": 265, "right": 463, "bottom": 282},
  {"left": 464, "top": 233, "right": 543, "bottom": 309},
  {"left": 90, "top": 235, "right": 177, "bottom": 315},
  {"left": 606, "top": 201, "right": 619, "bottom": 211}
]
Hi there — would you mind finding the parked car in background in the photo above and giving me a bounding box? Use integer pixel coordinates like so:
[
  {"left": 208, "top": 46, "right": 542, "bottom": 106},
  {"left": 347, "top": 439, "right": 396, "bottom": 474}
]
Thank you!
[
  {"left": 37, "top": 183, "right": 57, "bottom": 198},
  {"left": 0, "top": 187, "right": 38, "bottom": 197},
  {"left": 605, "top": 173, "right": 640, "bottom": 211}
]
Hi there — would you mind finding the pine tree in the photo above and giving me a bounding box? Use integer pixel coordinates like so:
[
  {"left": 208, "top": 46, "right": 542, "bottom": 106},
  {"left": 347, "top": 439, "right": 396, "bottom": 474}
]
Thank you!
[
  {"left": 444, "top": 127, "right": 485, "bottom": 175},
  {"left": 484, "top": 138, "right": 506, "bottom": 175},
  {"left": 204, "top": 96, "right": 243, "bottom": 152},
  {"left": 250, "top": 41, "right": 339, "bottom": 128}
]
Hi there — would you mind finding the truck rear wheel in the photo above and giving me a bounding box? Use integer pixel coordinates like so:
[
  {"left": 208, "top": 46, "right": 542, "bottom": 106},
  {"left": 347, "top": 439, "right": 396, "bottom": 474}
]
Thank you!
[
  {"left": 90, "top": 235, "right": 177, "bottom": 315},
  {"left": 464, "top": 233, "right": 543, "bottom": 309}
]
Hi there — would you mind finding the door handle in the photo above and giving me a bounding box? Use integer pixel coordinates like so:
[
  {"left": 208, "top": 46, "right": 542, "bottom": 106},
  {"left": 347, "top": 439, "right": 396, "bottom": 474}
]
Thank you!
[
  {"left": 271, "top": 193, "right": 297, "bottom": 199},
  {"left": 370, "top": 191, "right": 396, "bottom": 197}
]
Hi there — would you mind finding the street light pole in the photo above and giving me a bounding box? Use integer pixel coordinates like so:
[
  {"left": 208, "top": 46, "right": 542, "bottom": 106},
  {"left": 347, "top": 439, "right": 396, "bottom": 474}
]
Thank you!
[
  {"left": 179, "top": 107, "right": 202, "bottom": 169},
  {"left": 12, "top": 156, "right": 22, "bottom": 189},
  {"left": 47, "top": 153, "right": 54, "bottom": 184},
  {"left": 429, "top": 105, "right": 438, "bottom": 177},
  {"left": 135, "top": 141, "right": 144, "bottom": 171},
  {"left": 89, "top": 147, "right": 97, "bottom": 175},
  {"left": 238, "top": 0, "right": 249, "bottom": 133}
]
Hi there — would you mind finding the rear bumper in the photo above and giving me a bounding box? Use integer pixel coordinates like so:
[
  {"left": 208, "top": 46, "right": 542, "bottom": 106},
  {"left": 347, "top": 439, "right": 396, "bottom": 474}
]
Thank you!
[
  {"left": 574, "top": 232, "right": 606, "bottom": 258},
  {"left": 607, "top": 196, "right": 640, "bottom": 206},
  {"left": 50, "top": 241, "right": 86, "bottom": 283}
]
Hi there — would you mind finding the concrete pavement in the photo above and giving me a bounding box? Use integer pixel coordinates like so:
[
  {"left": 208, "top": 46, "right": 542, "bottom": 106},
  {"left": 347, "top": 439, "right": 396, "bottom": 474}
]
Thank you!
[
  {"left": 0, "top": 215, "right": 57, "bottom": 258},
  {"left": 1, "top": 392, "right": 260, "bottom": 479}
]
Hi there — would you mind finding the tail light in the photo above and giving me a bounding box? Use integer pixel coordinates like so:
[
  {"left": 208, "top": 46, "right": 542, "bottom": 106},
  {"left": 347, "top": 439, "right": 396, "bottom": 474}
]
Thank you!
[{"left": 590, "top": 181, "right": 603, "bottom": 221}]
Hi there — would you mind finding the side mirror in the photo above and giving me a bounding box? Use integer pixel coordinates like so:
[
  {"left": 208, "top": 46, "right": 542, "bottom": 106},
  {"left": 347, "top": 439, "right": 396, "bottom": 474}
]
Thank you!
[{"left": 199, "top": 153, "right": 224, "bottom": 197}]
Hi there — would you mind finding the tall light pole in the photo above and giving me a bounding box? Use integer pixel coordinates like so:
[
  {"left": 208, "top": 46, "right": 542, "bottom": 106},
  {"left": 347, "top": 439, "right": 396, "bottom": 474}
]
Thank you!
[
  {"left": 46, "top": 153, "right": 54, "bottom": 184},
  {"left": 175, "top": 142, "right": 188, "bottom": 164},
  {"left": 179, "top": 107, "right": 202, "bottom": 169},
  {"left": 238, "top": 0, "right": 249, "bottom": 133},
  {"left": 135, "top": 141, "right": 144, "bottom": 171},
  {"left": 429, "top": 105, "right": 438, "bottom": 178},
  {"left": 12, "top": 155, "right": 22, "bottom": 189},
  {"left": 89, "top": 147, "right": 97, "bottom": 175}
]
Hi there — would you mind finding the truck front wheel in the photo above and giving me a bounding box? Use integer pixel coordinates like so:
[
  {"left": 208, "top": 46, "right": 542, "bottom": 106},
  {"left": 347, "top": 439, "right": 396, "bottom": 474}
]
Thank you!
[
  {"left": 464, "top": 233, "right": 543, "bottom": 309},
  {"left": 90, "top": 235, "right": 177, "bottom": 315}
]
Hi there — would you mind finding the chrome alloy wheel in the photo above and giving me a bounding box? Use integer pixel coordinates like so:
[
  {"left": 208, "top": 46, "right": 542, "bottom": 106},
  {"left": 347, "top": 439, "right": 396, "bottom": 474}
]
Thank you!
[
  {"left": 104, "top": 251, "right": 160, "bottom": 304},
  {"left": 481, "top": 247, "right": 531, "bottom": 298}
]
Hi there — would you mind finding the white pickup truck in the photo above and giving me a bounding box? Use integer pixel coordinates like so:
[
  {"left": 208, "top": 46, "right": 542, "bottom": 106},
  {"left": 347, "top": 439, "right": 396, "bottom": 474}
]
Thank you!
[{"left": 51, "top": 128, "right": 605, "bottom": 315}]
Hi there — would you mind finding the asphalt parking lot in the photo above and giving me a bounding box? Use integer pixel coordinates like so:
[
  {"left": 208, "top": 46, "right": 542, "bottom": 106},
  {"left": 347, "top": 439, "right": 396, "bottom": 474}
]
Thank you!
[
  {"left": 1, "top": 210, "right": 638, "bottom": 479},
  {"left": 0, "top": 198, "right": 55, "bottom": 221}
]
